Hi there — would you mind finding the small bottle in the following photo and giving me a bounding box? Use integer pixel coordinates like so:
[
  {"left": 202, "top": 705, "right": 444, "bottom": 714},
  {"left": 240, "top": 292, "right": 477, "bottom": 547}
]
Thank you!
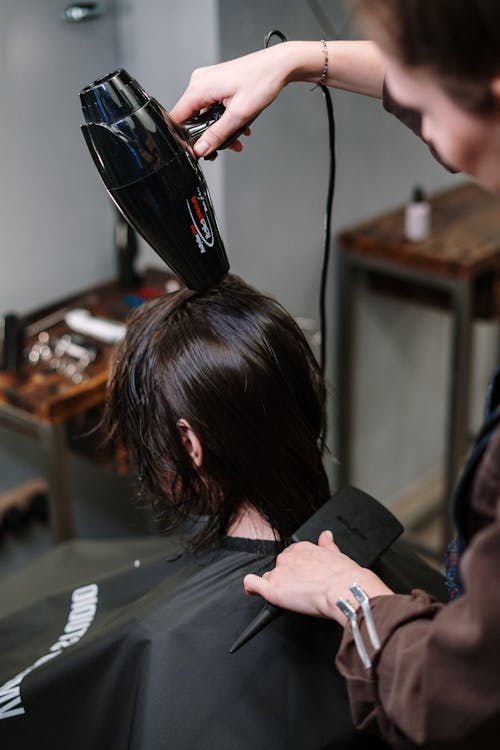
[{"left": 405, "top": 186, "right": 431, "bottom": 241}]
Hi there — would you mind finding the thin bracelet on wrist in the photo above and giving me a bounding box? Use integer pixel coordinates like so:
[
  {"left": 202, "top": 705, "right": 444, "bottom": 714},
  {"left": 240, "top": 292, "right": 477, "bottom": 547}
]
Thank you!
[{"left": 318, "top": 39, "right": 329, "bottom": 86}]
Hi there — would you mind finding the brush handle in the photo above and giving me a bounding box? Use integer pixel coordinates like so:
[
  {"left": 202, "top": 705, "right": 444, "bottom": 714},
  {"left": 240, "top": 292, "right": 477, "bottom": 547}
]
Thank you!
[
  {"left": 229, "top": 603, "right": 282, "bottom": 654},
  {"left": 182, "top": 104, "right": 254, "bottom": 155}
]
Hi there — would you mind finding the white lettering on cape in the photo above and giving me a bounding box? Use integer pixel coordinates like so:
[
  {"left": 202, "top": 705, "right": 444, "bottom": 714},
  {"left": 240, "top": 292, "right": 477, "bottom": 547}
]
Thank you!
[{"left": 0, "top": 583, "right": 99, "bottom": 720}]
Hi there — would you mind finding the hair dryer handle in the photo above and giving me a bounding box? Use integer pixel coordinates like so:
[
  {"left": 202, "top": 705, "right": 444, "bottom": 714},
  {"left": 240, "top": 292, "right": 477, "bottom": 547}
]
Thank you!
[{"left": 181, "top": 104, "right": 254, "bottom": 159}]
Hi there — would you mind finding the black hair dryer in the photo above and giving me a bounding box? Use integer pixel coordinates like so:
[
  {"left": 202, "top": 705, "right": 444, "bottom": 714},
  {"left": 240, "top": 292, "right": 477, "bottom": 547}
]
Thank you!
[{"left": 79, "top": 69, "right": 232, "bottom": 291}]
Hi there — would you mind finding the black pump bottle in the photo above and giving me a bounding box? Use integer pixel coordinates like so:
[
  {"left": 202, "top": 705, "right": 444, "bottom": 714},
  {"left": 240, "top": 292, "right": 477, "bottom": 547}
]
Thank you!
[{"left": 80, "top": 69, "right": 229, "bottom": 291}]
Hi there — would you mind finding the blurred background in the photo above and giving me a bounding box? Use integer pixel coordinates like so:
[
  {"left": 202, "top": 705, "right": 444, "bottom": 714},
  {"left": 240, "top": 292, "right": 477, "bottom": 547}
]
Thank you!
[{"left": 1, "top": 0, "right": 497, "bottom": 571}]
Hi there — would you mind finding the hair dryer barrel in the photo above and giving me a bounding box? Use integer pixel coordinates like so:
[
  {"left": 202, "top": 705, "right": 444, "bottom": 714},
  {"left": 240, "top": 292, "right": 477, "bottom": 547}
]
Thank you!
[{"left": 79, "top": 69, "right": 229, "bottom": 291}]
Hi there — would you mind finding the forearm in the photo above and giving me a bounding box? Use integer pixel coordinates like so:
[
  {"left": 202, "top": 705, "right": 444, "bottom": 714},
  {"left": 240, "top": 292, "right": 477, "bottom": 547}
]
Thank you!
[
  {"left": 283, "top": 40, "right": 385, "bottom": 98},
  {"left": 171, "top": 39, "right": 385, "bottom": 155}
]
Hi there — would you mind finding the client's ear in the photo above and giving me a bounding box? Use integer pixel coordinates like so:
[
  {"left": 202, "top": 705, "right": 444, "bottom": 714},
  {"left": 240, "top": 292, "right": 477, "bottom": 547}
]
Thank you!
[{"left": 177, "top": 419, "right": 203, "bottom": 468}]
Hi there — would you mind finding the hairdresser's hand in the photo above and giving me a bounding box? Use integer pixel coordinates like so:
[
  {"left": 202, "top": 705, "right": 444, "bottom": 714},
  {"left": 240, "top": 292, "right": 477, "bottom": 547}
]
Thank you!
[
  {"left": 171, "top": 41, "right": 386, "bottom": 157},
  {"left": 170, "top": 43, "right": 298, "bottom": 157},
  {"left": 244, "top": 531, "right": 394, "bottom": 626}
]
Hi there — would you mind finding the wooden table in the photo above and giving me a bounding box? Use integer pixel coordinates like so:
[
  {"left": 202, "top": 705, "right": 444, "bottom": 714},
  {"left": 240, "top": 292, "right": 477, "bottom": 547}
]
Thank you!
[
  {"left": 336, "top": 182, "right": 500, "bottom": 554},
  {"left": 0, "top": 268, "right": 173, "bottom": 542}
]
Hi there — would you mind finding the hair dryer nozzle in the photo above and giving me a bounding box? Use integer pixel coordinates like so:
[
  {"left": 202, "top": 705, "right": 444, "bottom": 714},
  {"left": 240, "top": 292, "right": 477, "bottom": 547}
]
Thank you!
[{"left": 80, "top": 69, "right": 149, "bottom": 125}]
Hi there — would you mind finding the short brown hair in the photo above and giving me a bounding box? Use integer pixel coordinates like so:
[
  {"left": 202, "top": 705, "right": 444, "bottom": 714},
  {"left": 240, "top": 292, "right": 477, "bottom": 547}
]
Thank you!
[
  {"left": 354, "top": 0, "right": 500, "bottom": 112},
  {"left": 104, "top": 274, "right": 330, "bottom": 548}
]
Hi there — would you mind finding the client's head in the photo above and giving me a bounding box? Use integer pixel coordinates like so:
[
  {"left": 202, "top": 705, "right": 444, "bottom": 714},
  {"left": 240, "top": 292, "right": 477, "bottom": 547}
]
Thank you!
[{"left": 104, "top": 274, "right": 329, "bottom": 547}]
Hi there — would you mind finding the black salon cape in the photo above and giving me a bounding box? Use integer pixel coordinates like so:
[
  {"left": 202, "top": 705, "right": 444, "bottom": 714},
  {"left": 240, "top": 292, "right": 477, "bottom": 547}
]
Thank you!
[{"left": 0, "top": 535, "right": 445, "bottom": 750}]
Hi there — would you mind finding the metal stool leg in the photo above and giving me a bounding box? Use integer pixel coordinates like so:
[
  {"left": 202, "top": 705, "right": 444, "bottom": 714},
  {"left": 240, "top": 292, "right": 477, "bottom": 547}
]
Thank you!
[
  {"left": 39, "top": 421, "right": 75, "bottom": 542},
  {"left": 444, "top": 279, "right": 473, "bottom": 549}
]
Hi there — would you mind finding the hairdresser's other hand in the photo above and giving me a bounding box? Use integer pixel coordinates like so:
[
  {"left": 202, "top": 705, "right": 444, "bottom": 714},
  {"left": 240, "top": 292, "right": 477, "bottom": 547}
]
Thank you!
[
  {"left": 244, "top": 531, "right": 394, "bottom": 626},
  {"left": 170, "top": 44, "right": 295, "bottom": 158}
]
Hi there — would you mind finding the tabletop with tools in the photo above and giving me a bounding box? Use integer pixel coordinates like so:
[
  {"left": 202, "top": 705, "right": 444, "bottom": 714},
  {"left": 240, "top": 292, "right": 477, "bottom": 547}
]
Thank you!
[{"left": 0, "top": 267, "right": 176, "bottom": 542}]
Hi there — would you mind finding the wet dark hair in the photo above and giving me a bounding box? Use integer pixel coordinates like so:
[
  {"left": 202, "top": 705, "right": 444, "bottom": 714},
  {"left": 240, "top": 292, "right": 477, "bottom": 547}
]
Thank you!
[
  {"left": 103, "top": 274, "right": 330, "bottom": 548},
  {"left": 354, "top": 0, "right": 500, "bottom": 112}
]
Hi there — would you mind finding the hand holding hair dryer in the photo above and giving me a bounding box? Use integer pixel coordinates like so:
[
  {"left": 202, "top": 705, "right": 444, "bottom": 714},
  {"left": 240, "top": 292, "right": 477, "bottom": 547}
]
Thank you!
[{"left": 79, "top": 69, "right": 232, "bottom": 291}]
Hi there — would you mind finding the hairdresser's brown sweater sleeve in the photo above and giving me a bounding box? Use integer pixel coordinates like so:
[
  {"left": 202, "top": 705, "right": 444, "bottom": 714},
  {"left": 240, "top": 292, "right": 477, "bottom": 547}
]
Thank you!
[{"left": 336, "top": 428, "right": 500, "bottom": 749}]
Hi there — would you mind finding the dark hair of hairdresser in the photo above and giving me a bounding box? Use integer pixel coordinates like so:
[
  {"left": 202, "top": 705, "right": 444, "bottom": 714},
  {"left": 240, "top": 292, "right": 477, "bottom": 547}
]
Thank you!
[
  {"left": 354, "top": 0, "right": 500, "bottom": 113},
  {"left": 103, "top": 274, "right": 330, "bottom": 549}
]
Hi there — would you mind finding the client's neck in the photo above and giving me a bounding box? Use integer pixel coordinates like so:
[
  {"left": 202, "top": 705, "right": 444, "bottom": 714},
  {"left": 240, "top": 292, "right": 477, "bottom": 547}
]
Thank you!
[{"left": 226, "top": 503, "right": 278, "bottom": 541}]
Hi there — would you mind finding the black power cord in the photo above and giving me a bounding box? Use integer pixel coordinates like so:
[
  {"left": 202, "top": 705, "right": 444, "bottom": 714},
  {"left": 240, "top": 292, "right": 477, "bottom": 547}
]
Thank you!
[
  {"left": 264, "top": 30, "right": 336, "bottom": 377},
  {"left": 317, "top": 82, "right": 336, "bottom": 376}
]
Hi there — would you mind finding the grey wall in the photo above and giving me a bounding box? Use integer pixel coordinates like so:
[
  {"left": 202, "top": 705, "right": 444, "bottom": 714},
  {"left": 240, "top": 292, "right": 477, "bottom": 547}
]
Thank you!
[{"left": 0, "top": 0, "right": 120, "bottom": 315}]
